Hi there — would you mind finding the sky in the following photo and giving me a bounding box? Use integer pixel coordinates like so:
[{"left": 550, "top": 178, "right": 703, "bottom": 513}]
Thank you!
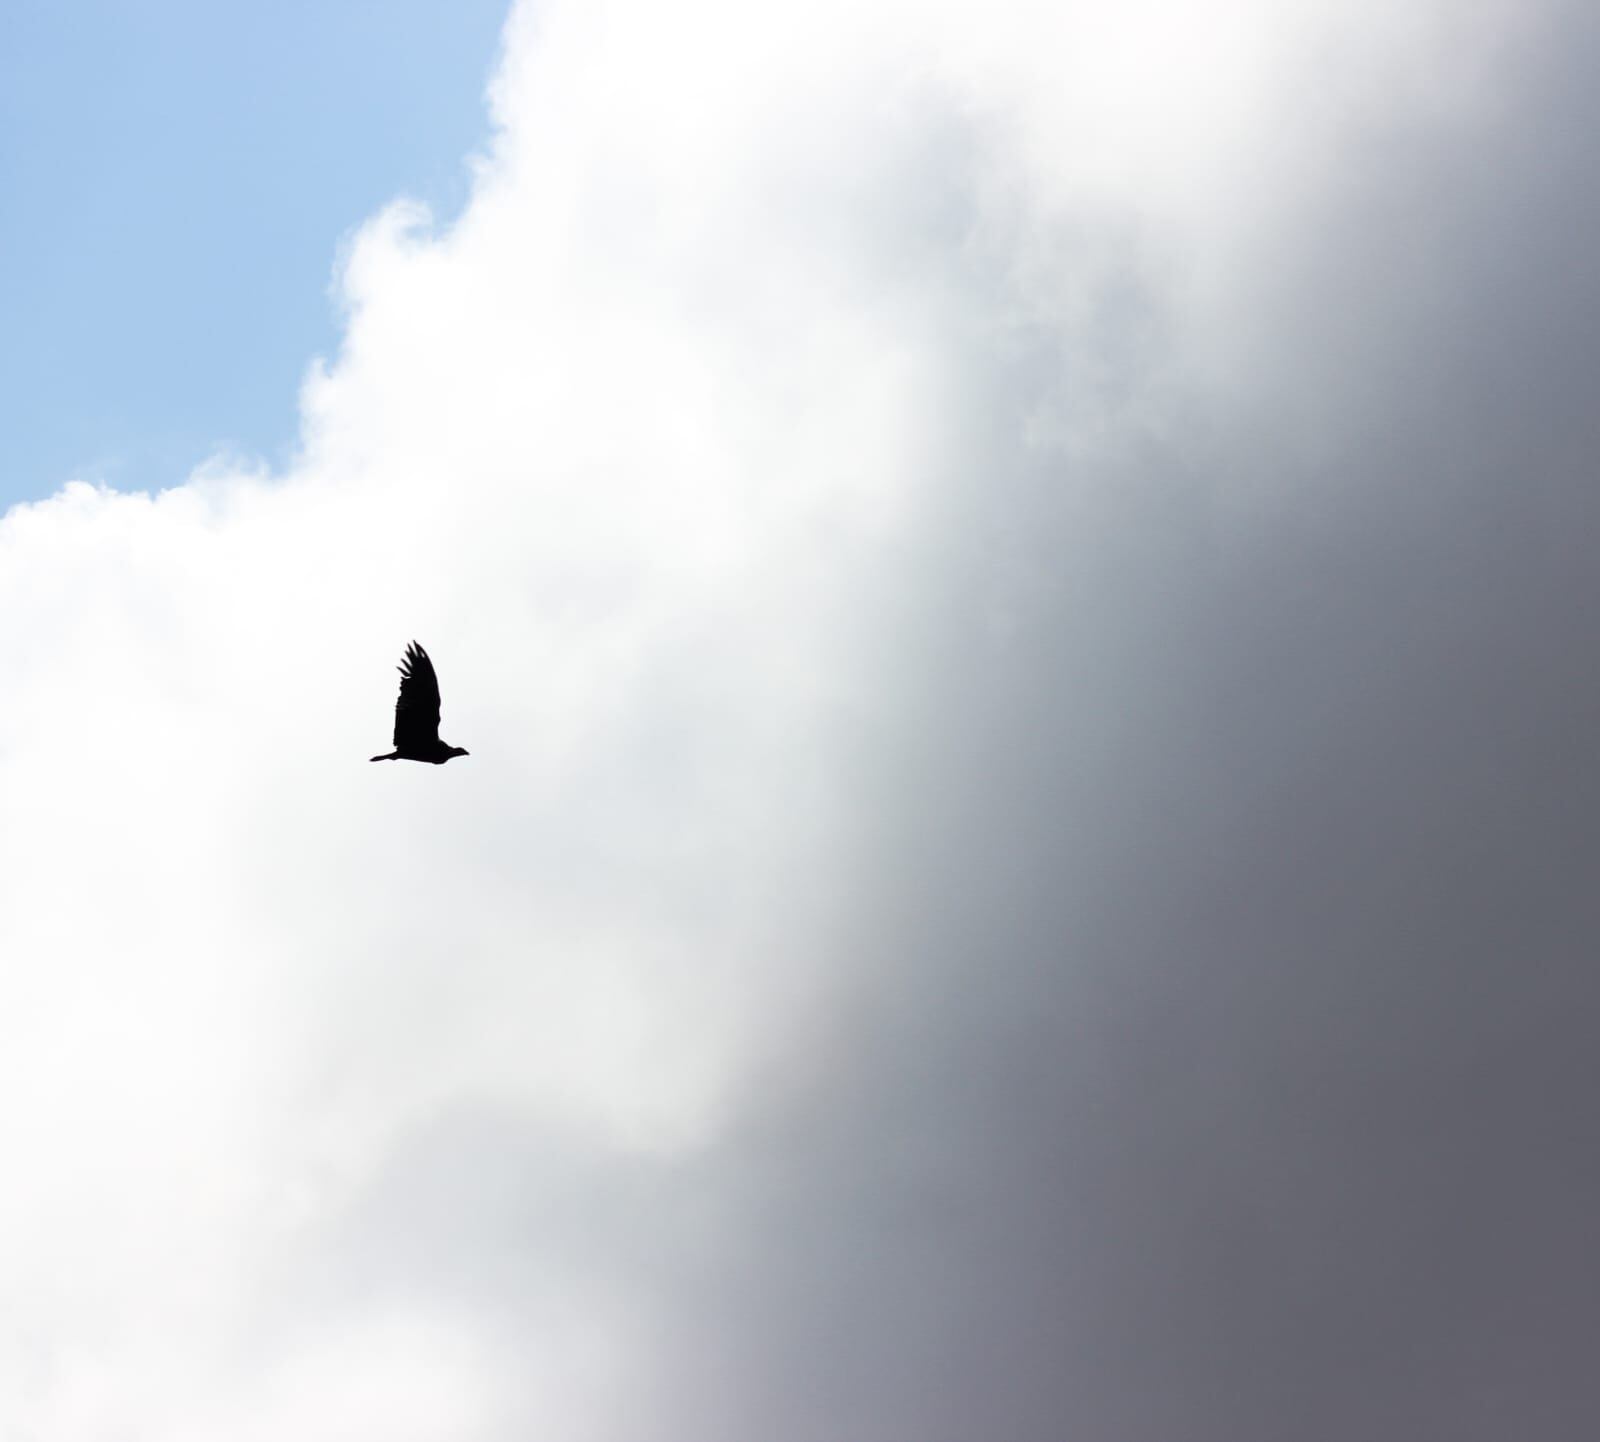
[
  {"left": 0, "top": 0, "right": 508, "bottom": 506},
  {"left": 2, "top": 0, "right": 1599, "bottom": 1437}
]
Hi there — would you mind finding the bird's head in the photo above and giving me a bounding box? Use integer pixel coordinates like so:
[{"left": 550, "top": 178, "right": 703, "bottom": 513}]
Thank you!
[{"left": 449, "top": 746, "right": 470, "bottom": 759}]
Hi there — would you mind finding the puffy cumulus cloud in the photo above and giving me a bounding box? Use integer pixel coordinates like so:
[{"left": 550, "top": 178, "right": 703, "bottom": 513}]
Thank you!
[{"left": 1, "top": 0, "right": 1593, "bottom": 1436}]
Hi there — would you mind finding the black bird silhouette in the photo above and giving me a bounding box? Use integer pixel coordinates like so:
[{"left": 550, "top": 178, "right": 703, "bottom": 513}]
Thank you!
[{"left": 369, "top": 641, "right": 470, "bottom": 764}]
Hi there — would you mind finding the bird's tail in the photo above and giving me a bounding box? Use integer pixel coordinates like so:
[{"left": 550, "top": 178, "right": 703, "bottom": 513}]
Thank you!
[{"left": 369, "top": 751, "right": 399, "bottom": 762}]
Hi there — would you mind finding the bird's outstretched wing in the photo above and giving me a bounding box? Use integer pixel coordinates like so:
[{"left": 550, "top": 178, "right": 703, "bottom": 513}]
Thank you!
[{"left": 393, "top": 641, "right": 443, "bottom": 750}]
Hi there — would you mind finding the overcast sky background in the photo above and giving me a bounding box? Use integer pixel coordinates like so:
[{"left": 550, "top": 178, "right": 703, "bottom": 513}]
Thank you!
[{"left": 2, "top": 0, "right": 1598, "bottom": 1437}]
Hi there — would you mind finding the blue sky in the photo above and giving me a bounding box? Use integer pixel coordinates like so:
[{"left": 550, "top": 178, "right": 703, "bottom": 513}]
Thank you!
[{"left": 0, "top": 0, "right": 509, "bottom": 510}]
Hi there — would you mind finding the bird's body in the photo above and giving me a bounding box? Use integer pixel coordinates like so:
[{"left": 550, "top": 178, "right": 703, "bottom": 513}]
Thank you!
[{"left": 369, "top": 641, "right": 470, "bottom": 764}]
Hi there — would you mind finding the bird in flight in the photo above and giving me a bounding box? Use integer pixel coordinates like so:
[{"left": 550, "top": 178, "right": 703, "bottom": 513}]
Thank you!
[{"left": 369, "top": 641, "right": 470, "bottom": 764}]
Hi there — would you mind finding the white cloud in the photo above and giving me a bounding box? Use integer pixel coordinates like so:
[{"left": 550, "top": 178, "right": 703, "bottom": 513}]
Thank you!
[{"left": 0, "top": 0, "right": 1560, "bottom": 1435}]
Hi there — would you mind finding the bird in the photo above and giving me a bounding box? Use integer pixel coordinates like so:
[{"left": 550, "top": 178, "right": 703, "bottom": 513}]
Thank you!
[{"left": 369, "top": 641, "right": 470, "bottom": 764}]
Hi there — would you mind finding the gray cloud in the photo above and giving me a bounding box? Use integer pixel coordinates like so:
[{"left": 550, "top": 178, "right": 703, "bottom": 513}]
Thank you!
[
  {"left": 677, "top": 10, "right": 1600, "bottom": 1437},
  {"left": 471, "top": 9, "right": 1600, "bottom": 1437}
]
